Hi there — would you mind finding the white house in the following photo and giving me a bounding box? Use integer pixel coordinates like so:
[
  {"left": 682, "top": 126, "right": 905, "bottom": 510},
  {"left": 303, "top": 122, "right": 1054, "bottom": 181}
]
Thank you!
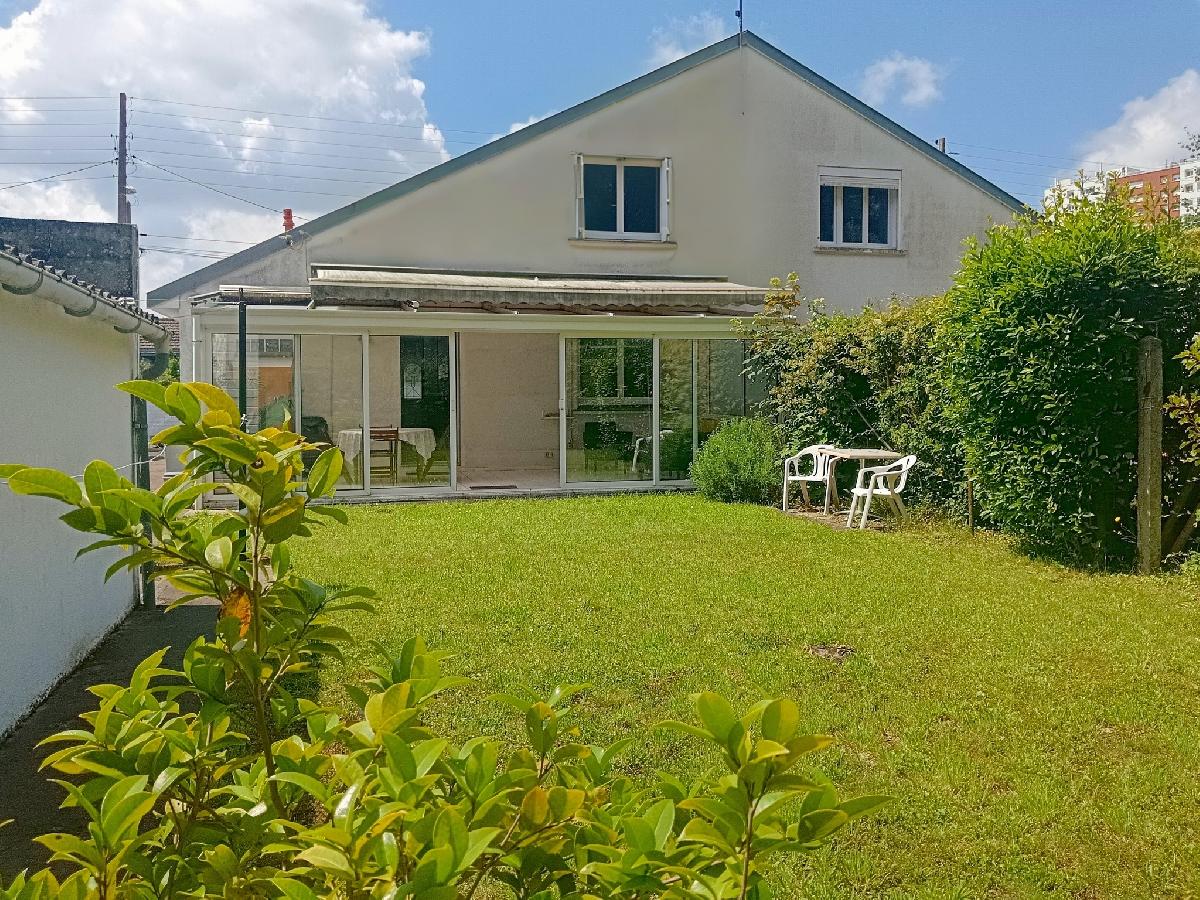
[
  {"left": 0, "top": 241, "right": 169, "bottom": 736},
  {"left": 148, "top": 31, "right": 1022, "bottom": 499}
]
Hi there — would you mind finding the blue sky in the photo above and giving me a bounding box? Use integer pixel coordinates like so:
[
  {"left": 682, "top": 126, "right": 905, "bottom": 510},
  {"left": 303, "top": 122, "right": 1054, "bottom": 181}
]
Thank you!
[
  {"left": 399, "top": 0, "right": 1200, "bottom": 207},
  {"left": 1, "top": 0, "right": 1197, "bottom": 288}
]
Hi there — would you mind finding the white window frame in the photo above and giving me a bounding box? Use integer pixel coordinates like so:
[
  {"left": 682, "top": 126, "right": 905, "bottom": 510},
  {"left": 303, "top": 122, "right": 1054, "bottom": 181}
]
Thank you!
[
  {"left": 575, "top": 154, "right": 672, "bottom": 242},
  {"left": 817, "top": 166, "right": 901, "bottom": 249}
]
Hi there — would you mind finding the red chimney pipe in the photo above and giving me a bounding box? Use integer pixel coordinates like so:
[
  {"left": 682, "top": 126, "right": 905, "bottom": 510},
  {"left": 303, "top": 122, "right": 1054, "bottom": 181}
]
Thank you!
[{"left": 282, "top": 208, "right": 294, "bottom": 232}]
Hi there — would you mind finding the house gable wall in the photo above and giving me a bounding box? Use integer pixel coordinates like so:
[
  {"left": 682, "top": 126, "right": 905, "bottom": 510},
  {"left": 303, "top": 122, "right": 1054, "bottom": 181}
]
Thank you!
[{"left": 155, "top": 40, "right": 1017, "bottom": 321}]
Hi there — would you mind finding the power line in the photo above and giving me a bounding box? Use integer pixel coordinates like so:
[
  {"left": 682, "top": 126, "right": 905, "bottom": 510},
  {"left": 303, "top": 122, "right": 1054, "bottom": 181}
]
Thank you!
[
  {"left": 140, "top": 233, "right": 257, "bottom": 245},
  {"left": 0, "top": 158, "right": 114, "bottom": 191},
  {"left": 128, "top": 95, "right": 497, "bottom": 138},
  {"left": 132, "top": 170, "right": 362, "bottom": 201},
  {"left": 132, "top": 156, "right": 397, "bottom": 187},
  {"left": 0, "top": 159, "right": 113, "bottom": 165},
  {"left": 131, "top": 121, "right": 453, "bottom": 156},
  {"left": 129, "top": 107, "right": 485, "bottom": 148},
  {"left": 131, "top": 133, "right": 442, "bottom": 165},
  {"left": 134, "top": 148, "right": 411, "bottom": 178},
  {"left": 0, "top": 173, "right": 112, "bottom": 187},
  {"left": 130, "top": 156, "right": 287, "bottom": 213}
]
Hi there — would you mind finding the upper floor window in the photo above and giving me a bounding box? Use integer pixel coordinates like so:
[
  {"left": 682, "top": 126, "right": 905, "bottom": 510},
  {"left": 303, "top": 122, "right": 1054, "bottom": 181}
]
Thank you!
[
  {"left": 818, "top": 166, "right": 900, "bottom": 249},
  {"left": 575, "top": 155, "right": 672, "bottom": 241}
]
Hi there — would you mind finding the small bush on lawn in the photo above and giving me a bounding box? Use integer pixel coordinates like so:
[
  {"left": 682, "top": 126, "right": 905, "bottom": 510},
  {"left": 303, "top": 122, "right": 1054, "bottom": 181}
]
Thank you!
[
  {"left": 0, "top": 382, "right": 883, "bottom": 898},
  {"left": 691, "top": 417, "right": 781, "bottom": 505}
]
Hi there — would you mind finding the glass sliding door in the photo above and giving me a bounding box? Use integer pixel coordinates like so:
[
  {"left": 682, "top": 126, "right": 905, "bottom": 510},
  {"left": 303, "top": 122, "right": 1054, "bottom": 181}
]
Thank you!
[
  {"left": 696, "top": 340, "right": 749, "bottom": 451},
  {"left": 210, "top": 334, "right": 296, "bottom": 432},
  {"left": 367, "top": 335, "right": 451, "bottom": 488},
  {"left": 564, "top": 337, "right": 653, "bottom": 483},
  {"left": 300, "top": 334, "right": 365, "bottom": 489},
  {"left": 657, "top": 339, "right": 695, "bottom": 481}
]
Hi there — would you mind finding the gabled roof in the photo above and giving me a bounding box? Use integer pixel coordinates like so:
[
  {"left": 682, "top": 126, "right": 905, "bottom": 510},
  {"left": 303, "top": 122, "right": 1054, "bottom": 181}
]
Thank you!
[{"left": 148, "top": 31, "right": 1025, "bottom": 303}]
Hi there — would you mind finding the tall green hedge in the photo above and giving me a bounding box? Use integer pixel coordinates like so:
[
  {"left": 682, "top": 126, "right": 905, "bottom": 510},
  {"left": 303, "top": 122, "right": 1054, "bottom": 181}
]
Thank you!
[
  {"left": 742, "top": 197, "right": 1200, "bottom": 566},
  {"left": 944, "top": 198, "right": 1200, "bottom": 564}
]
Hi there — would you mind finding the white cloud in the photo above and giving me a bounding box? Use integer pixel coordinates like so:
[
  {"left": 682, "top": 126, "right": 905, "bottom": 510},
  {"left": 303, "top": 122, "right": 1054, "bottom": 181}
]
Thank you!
[
  {"left": 0, "top": 0, "right": 450, "bottom": 296},
  {"left": 1080, "top": 70, "right": 1200, "bottom": 170},
  {"left": 0, "top": 180, "right": 107, "bottom": 220},
  {"left": 506, "top": 111, "right": 553, "bottom": 135},
  {"left": 860, "top": 52, "right": 944, "bottom": 109},
  {"left": 648, "top": 12, "right": 726, "bottom": 69}
]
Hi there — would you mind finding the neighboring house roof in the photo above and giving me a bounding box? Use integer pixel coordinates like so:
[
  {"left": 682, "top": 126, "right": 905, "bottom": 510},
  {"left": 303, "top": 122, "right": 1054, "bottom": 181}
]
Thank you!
[
  {"left": 148, "top": 31, "right": 1026, "bottom": 303},
  {"left": 1, "top": 242, "right": 169, "bottom": 344},
  {"left": 193, "top": 268, "right": 765, "bottom": 317},
  {"left": 140, "top": 315, "right": 181, "bottom": 357}
]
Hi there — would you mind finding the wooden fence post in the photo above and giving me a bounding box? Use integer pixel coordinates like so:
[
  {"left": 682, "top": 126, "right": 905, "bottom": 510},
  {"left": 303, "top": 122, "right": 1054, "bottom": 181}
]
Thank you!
[{"left": 1137, "top": 335, "right": 1163, "bottom": 574}]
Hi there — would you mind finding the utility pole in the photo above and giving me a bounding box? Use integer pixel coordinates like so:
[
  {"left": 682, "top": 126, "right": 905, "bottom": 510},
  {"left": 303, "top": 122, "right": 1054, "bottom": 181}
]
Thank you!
[{"left": 117, "top": 92, "right": 132, "bottom": 225}]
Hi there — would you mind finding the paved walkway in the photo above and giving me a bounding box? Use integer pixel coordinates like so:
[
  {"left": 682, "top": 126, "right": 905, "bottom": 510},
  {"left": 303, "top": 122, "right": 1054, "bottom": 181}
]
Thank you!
[{"left": 0, "top": 603, "right": 215, "bottom": 875}]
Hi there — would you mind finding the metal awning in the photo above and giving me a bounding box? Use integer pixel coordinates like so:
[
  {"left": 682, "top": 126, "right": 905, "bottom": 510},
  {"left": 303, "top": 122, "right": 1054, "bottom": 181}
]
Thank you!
[{"left": 198, "top": 265, "right": 765, "bottom": 317}]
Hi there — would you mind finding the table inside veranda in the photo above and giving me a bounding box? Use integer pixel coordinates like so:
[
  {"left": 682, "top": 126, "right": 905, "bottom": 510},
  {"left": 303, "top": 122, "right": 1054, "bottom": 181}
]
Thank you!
[
  {"left": 823, "top": 448, "right": 904, "bottom": 514},
  {"left": 336, "top": 427, "right": 437, "bottom": 485}
]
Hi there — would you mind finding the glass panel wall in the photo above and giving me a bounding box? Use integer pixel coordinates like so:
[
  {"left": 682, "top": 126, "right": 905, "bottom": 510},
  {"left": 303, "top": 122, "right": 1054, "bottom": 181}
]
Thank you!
[
  {"left": 368, "top": 335, "right": 451, "bottom": 488},
  {"left": 696, "top": 340, "right": 750, "bottom": 452},
  {"left": 300, "top": 334, "right": 365, "bottom": 488},
  {"left": 564, "top": 337, "right": 653, "bottom": 482},
  {"left": 657, "top": 339, "right": 694, "bottom": 481},
  {"left": 210, "top": 334, "right": 295, "bottom": 432}
]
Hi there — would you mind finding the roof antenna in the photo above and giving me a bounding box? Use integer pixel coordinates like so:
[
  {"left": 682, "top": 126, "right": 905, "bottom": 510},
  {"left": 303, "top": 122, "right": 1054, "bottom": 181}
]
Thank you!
[{"left": 735, "top": 0, "right": 744, "bottom": 35}]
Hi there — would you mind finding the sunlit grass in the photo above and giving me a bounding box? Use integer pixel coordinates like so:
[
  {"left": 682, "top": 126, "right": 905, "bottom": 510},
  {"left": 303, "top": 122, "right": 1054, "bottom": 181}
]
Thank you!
[{"left": 295, "top": 493, "right": 1200, "bottom": 897}]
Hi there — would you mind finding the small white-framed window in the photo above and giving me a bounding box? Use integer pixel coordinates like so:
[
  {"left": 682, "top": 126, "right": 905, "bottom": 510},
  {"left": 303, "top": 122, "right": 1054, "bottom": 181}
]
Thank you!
[
  {"left": 818, "top": 166, "right": 900, "bottom": 249},
  {"left": 575, "top": 154, "right": 672, "bottom": 241}
]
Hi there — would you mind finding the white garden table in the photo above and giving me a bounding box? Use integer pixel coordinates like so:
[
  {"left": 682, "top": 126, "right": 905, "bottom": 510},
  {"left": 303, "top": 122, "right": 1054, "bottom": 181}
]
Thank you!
[{"left": 822, "top": 448, "right": 903, "bottom": 514}]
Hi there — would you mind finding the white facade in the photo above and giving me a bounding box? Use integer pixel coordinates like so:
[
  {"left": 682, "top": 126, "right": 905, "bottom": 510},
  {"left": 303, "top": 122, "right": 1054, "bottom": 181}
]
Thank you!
[
  {"left": 1181, "top": 157, "right": 1200, "bottom": 220},
  {"left": 147, "top": 33, "right": 1021, "bottom": 499},
  {"left": 150, "top": 34, "right": 1021, "bottom": 330},
  {"left": 0, "top": 255, "right": 165, "bottom": 735}
]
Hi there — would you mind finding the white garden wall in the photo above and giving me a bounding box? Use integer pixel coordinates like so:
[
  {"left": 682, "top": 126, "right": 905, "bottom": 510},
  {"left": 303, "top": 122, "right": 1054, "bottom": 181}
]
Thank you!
[{"left": 0, "top": 295, "right": 137, "bottom": 735}]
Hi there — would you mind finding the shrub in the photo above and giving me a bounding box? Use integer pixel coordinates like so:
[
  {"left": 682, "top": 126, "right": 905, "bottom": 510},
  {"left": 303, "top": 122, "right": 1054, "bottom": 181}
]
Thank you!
[
  {"left": 0, "top": 382, "right": 884, "bottom": 898},
  {"left": 944, "top": 194, "right": 1200, "bottom": 564},
  {"left": 691, "top": 417, "right": 782, "bottom": 504},
  {"left": 740, "top": 277, "right": 963, "bottom": 513}
]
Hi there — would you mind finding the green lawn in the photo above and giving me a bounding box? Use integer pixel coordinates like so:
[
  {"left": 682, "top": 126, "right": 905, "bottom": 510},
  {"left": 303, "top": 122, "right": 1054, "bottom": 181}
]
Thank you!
[{"left": 295, "top": 494, "right": 1200, "bottom": 898}]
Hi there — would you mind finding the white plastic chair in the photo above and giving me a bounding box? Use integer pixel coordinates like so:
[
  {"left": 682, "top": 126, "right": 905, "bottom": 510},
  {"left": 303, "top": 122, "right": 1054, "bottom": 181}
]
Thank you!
[
  {"left": 846, "top": 454, "right": 916, "bottom": 529},
  {"left": 782, "top": 444, "right": 835, "bottom": 512}
]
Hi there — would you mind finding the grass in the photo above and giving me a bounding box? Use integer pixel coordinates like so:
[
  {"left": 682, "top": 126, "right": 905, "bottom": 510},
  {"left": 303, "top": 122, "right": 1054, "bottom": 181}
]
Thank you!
[{"left": 294, "top": 493, "right": 1200, "bottom": 898}]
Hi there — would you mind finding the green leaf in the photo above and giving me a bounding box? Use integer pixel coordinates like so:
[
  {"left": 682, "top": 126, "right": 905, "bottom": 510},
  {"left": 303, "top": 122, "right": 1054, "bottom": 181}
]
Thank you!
[
  {"left": 164, "top": 382, "right": 202, "bottom": 425},
  {"left": 204, "top": 536, "right": 233, "bottom": 570},
  {"left": 270, "top": 771, "right": 329, "bottom": 804},
  {"left": 195, "top": 437, "right": 259, "bottom": 466},
  {"left": 117, "top": 380, "right": 167, "bottom": 411},
  {"left": 760, "top": 698, "right": 800, "bottom": 743},
  {"left": 7, "top": 468, "right": 83, "bottom": 505},
  {"left": 181, "top": 382, "right": 240, "bottom": 420},
  {"left": 696, "top": 691, "right": 738, "bottom": 742},
  {"left": 307, "top": 447, "right": 343, "bottom": 498},
  {"left": 82, "top": 459, "right": 122, "bottom": 504},
  {"left": 296, "top": 845, "right": 355, "bottom": 878},
  {"left": 0, "top": 463, "right": 29, "bottom": 479},
  {"left": 837, "top": 794, "right": 892, "bottom": 820}
]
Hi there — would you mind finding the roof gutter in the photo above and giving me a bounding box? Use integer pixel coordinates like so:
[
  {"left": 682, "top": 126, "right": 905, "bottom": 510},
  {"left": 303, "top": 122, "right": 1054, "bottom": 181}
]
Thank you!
[{"left": 0, "top": 245, "right": 169, "bottom": 349}]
